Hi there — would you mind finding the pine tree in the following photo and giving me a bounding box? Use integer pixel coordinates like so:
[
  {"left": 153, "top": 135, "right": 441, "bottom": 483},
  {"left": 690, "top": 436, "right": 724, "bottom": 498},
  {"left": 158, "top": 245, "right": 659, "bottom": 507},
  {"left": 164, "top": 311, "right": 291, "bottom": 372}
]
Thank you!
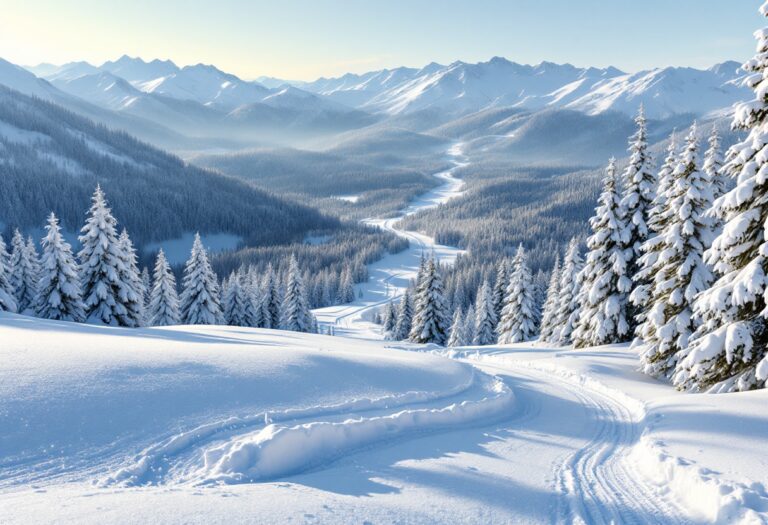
[
  {"left": 620, "top": 106, "right": 655, "bottom": 302},
  {"left": 553, "top": 238, "right": 583, "bottom": 345},
  {"left": 179, "top": 233, "right": 222, "bottom": 325},
  {"left": 35, "top": 213, "right": 85, "bottom": 322},
  {"left": 447, "top": 308, "right": 466, "bottom": 347},
  {"left": 117, "top": 229, "right": 145, "bottom": 327},
  {"left": 223, "top": 271, "right": 251, "bottom": 327},
  {"left": 244, "top": 268, "right": 263, "bottom": 328},
  {"left": 78, "top": 186, "right": 135, "bottom": 326},
  {"left": 261, "top": 265, "right": 281, "bottom": 329},
  {"left": 337, "top": 265, "right": 355, "bottom": 304},
  {"left": 703, "top": 126, "right": 727, "bottom": 201},
  {"left": 382, "top": 300, "right": 397, "bottom": 334},
  {"left": 9, "top": 230, "right": 38, "bottom": 313},
  {"left": 673, "top": 7, "right": 768, "bottom": 392},
  {"left": 463, "top": 303, "right": 476, "bottom": 345},
  {"left": 637, "top": 123, "right": 714, "bottom": 379},
  {"left": 538, "top": 256, "right": 561, "bottom": 342},
  {"left": 409, "top": 258, "right": 450, "bottom": 345},
  {"left": 492, "top": 258, "right": 510, "bottom": 322},
  {"left": 25, "top": 236, "right": 41, "bottom": 295},
  {"left": 497, "top": 245, "right": 538, "bottom": 343},
  {"left": 392, "top": 288, "right": 414, "bottom": 340},
  {"left": 0, "top": 234, "right": 16, "bottom": 313},
  {"left": 573, "top": 159, "right": 632, "bottom": 348},
  {"left": 141, "top": 266, "right": 151, "bottom": 317},
  {"left": 148, "top": 249, "right": 180, "bottom": 326},
  {"left": 474, "top": 279, "right": 497, "bottom": 345},
  {"left": 631, "top": 133, "right": 678, "bottom": 342},
  {"left": 281, "top": 255, "right": 311, "bottom": 332}
]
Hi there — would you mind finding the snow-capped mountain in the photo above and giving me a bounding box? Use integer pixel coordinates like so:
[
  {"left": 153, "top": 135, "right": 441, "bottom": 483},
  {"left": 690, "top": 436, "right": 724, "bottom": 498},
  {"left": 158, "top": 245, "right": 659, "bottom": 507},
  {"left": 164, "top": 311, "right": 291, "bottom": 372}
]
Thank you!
[{"left": 291, "top": 57, "right": 747, "bottom": 118}]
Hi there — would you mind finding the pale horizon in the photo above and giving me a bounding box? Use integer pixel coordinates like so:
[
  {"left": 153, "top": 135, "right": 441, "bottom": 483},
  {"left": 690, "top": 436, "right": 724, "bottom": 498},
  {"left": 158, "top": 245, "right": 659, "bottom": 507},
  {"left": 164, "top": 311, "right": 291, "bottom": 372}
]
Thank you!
[{"left": 0, "top": 0, "right": 759, "bottom": 82}]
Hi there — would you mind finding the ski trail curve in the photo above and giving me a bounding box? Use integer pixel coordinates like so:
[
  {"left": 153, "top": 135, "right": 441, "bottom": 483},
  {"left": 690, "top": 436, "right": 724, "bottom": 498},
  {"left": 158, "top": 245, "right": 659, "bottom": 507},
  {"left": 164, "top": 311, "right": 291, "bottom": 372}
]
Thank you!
[{"left": 313, "top": 143, "right": 468, "bottom": 338}]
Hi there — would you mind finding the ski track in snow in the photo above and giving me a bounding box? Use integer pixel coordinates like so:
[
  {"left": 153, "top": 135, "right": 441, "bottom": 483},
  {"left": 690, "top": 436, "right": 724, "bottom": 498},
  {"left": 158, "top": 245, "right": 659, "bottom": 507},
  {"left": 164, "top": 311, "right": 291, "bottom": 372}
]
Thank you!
[{"left": 310, "top": 144, "right": 693, "bottom": 523}]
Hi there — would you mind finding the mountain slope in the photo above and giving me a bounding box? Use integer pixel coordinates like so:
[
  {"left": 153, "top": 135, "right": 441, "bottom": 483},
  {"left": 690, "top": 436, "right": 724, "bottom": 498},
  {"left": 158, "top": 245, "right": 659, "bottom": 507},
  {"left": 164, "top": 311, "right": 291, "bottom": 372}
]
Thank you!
[{"left": 0, "top": 84, "right": 336, "bottom": 250}]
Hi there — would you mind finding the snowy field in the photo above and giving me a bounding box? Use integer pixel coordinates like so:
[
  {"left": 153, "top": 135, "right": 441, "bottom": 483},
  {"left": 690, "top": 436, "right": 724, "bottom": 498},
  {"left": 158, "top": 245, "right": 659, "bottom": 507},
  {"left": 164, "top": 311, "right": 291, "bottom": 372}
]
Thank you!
[{"left": 2, "top": 314, "right": 767, "bottom": 524}]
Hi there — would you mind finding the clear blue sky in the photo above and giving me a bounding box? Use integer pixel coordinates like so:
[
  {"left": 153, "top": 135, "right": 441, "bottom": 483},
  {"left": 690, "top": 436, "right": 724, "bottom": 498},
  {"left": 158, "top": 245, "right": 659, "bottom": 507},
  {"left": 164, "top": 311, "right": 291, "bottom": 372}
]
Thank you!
[{"left": 0, "top": 0, "right": 761, "bottom": 80}]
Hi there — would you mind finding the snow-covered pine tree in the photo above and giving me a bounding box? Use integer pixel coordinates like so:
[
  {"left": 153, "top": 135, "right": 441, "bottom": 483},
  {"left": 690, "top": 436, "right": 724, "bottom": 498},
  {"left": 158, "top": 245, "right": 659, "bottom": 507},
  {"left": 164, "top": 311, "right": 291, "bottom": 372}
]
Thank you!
[
  {"left": 281, "top": 255, "right": 311, "bottom": 332},
  {"left": 337, "top": 265, "right": 355, "bottom": 304},
  {"left": 673, "top": 7, "right": 768, "bottom": 392},
  {"left": 553, "top": 238, "right": 583, "bottom": 345},
  {"left": 148, "top": 249, "right": 180, "bottom": 326},
  {"left": 9, "top": 230, "right": 38, "bottom": 313},
  {"left": 492, "top": 259, "right": 509, "bottom": 321},
  {"left": 474, "top": 279, "right": 497, "bottom": 345},
  {"left": 35, "top": 212, "right": 85, "bottom": 322},
  {"left": 463, "top": 303, "right": 476, "bottom": 344},
  {"left": 141, "top": 266, "right": 151, "bottom": 317},
  {"left": 630, "top": 133, "right": 678, "bottom": 343},
  {"left": 78, "top": 187, "right": 135, "bottom": 326},
  {"left": 497, "top": 245, "right": 538, "bottom": 344},
  {"left": 538, "top": 256, "right": 561, "bottom": 342},
  {"left": 620, "top": 105, "right": 655, "bottom": 332},
  {"left": 638, "top": 123, "right": 713, "bottom": 379},
  {"left": 25, "top": 236, "right": 41, "bottom": 293},
  {"left": 261, "top": 265, "right": 281, "bottom": 329},
  {"left": 573, "top": 159, "right": 632, "bottom": 348},
  {"left": 117, "top": 229, "right": 145, "bottom": 327},
  {"left": 0, "top": 234, "right": 16, "bottom": 313},
  {"left": 703, "top": 126, "right": 727, "bottom": 201},
  {"left": 179, "top": 233, "right": 222, "bottom": 325},
  {"left": 392, "top": 288, "right": 414, "bottom": 340},
  {"left": 447, "top": 308, "right": 466, "bottom": 347},
  {"left": 244, "top": 267, "right": 263, "bottom": 328},
  {"left": 382, "top": 300, "right": 397, "bottom": 334},
  {"left": 409, "top": 258, "right": 450, "bottom": 345},
  {"left": 223, "top": 271, "right": 250, "bottom": 326}
]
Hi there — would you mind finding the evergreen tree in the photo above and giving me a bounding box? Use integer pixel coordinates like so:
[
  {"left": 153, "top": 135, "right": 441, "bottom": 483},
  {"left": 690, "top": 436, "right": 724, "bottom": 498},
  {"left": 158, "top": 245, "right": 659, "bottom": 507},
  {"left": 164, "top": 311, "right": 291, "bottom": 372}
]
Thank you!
[
  {"left": 281, "top": 255, "right": 311, "bottom": 332},
  {"left": 631, "top": 133, "right": 678, "bottom": 342},
  {"left": 638, "top": 123, "right": 713, "bottom": 379},
  {"left": 392, "top": 288, "right": 414, "bottom": 340},
  {"left": 148, "top": 249, "right": 180, "bottom": 326},
  {"left": 497, "top": 245, "right": 538, "bottom": 343},
  {"left": 539, "top": 256, "right": 561, "bottom": 342},
  {"left": 674, "top": 8, "right": 768, "bottom": 392},
  {"left": 244, "top": 268, "right": 263, "bottom": 328},
  {"left": 141, "top": 266, "right": 151, "bottom": 316},
  {"left": 78, "top": 186, "right": 134, "bottom": 326},
  {"left": 261, "top": 265, "right": 281, "bottom": 329},
  {"left": 9, "top": 229, "right": 37, "bottom": 313},
  {"left": 620, "top": 106, "right": 655, "bottom": 315},
  {"left": 573, "top": 159, "right": 632, "bottom": 348},
  {"left": 703, "top": 126, "right": 727, "bottom": 201},
  {"left": 553, "top": 238, "right": 583, "bottom": 345},
  {"left": 474, "top": 279, "right": 497, "bottom": 345},
  {"left": 409, "top": 258, "right": 450, "bottom": 345},
  {"left": 35, "top": 213, "right": 85, "bottom": 322},
  {"left": 382, "top": 300, "right": 397, "bottom": 334},
  {"left": 223, "top": 271, "right": 251, "bottom": 327},
  {"left": 179, "top": 233, "right": 222, "bottom": 325},
  {"left": 117, "top": 229, "right": 145, "bottom": 327},
  {"left": 0, "top": 234, "right": 16, "bottom": 313},
  {"left": 492, "top": 258, "right": 510, "bottom": 321},
  {"left": 463, "top": 303, "right": 476, "bottom": 345},
  {"left": 25, "top": 236, "right": 41, "bottom": 294},
  {"left": 447, "top": 308, "right": 466, "bottom": 347},
  {"left": 337, "top": 265, "right": 355, "bottom": 304}
]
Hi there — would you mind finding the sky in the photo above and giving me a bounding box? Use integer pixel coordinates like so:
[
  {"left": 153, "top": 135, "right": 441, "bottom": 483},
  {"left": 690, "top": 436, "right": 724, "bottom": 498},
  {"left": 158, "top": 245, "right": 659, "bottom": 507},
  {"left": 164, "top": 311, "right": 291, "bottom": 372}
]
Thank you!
[{"left": 0, "top": 0, "right": 761, "bottom": 80}]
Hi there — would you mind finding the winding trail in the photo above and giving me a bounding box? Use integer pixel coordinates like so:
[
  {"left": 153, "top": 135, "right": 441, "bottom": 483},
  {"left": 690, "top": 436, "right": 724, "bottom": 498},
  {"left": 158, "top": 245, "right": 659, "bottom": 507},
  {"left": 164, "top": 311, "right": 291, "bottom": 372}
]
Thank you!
[
  {"left": 311, "top": 143, "right": 693, "bottom": 523},
  {"left": 312, "top": 142, "right": 468, "bottom": 338}
]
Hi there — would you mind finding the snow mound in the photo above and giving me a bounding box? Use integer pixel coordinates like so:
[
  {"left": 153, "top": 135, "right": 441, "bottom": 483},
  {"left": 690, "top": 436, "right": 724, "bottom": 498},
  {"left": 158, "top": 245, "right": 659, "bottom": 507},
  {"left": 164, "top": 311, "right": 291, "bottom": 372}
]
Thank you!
[{"left": 190, "top": 373, "right": 513, "bottom": 484}]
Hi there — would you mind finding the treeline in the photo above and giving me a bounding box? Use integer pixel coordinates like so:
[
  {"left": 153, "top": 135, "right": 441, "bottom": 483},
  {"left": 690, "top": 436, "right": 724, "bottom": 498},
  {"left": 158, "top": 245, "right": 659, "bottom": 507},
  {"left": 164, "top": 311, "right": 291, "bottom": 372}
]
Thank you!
[{"left": 0, "top": 186, "right": 369, "bottom": 333}]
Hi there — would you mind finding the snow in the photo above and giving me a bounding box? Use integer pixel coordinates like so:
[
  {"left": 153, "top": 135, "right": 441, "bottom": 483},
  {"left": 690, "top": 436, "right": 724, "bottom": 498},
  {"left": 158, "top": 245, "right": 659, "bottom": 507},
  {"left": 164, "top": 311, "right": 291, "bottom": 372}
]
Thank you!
[
  {"left": 143, "top": 232, "right": 242, "bottom": 265},
  {"left": 333, "top": 194, "right": 361, "bottom": 203}
]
